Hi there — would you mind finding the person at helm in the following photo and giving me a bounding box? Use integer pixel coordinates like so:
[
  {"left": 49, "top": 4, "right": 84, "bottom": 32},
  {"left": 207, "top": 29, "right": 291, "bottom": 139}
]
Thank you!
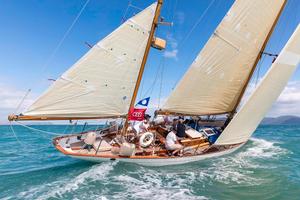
[{"left": 133, "top": 114, "right": 151, "bottom": 135}]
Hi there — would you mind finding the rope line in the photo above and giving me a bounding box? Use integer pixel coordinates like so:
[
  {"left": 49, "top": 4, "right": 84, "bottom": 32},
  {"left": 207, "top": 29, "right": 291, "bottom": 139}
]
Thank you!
[{"left": 14, "top": 121, "right": 62, "bottom": 136}]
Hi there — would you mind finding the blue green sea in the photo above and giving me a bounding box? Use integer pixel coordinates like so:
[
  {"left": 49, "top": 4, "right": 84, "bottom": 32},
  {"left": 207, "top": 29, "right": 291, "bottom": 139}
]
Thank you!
[{"left": 0, "top": 124, "right": 300, "bottom": 200}]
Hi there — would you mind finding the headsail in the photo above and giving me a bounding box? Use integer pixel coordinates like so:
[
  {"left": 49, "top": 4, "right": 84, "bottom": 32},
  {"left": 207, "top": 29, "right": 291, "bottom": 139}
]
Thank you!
[
  {"left": 215, "top": 24, "right": 300, "bottom": 145},
  {"left": 161, "top": 0, "right": 285, "bottom": 116},
  {"left": 22, "top": 3, "right": 157, "bottom": 119}
]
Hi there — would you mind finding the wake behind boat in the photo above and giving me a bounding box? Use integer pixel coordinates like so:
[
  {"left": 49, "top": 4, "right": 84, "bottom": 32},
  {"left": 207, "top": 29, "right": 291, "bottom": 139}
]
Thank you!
[{"left": 8, "top": 0, "right": 300, "bottom": 166}]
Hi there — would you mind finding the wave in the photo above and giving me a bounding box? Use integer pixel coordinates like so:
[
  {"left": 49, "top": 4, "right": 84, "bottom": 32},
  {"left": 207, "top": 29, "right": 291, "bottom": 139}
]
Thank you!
[
  {"left": 202, "top": 138, "right": 288, "bottom": 184},
  {"left": 243, "top": 137, "right": 288, "bottom": 158}
]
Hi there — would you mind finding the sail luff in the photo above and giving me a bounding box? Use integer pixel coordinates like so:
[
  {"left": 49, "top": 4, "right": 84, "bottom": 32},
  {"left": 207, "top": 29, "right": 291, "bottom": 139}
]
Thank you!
[{"left": 228, "top": 0, "right": 287, "bottom": 118}]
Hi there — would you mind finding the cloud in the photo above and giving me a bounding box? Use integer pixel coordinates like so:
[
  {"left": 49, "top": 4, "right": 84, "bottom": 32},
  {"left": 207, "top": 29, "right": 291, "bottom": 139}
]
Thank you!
[
  {"left": 175, "top": 11, "right": 185, "bottom": 25},
  {"left": 241, "top": 80, "right": 300, "bottom": 117},
  {"left": 268, "top": 81, "right": 300, "bottom": 116},
  {"left": 0, "top": 83, "right": 36, "bottom": 124},
  {"left": 166, "top": 34, "right": 178, "bottom": 49},
  {"left": 163, "top": 49, "right": 178, "bottom": 59},
  {"left": 163, "top": 34, "right": 178, "bottom": 60}
]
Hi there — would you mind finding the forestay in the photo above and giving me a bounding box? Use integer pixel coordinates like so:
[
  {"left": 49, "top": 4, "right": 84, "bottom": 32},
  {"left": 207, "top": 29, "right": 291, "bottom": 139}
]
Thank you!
[
  {"left": 216, "top": 24, "right": 300, "bottom": 145},
  {"left": 162, "top": 0, "right": 285, "bottom": 115},
  {"left": 23, "top": 3, "right": 157, "bottom": 118}
]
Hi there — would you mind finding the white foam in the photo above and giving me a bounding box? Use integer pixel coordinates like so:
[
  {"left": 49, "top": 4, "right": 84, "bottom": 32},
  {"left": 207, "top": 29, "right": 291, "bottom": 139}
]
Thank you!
[
  {"left": 241, "top": 138, "right": 288, "bottom": 158},
  {"left": 198, "top": 137, "right": 288, "bottom": 185},
  {"left": 113, "top": 170, "right": 208, "bottom": 200},
  {"left": 17, "top": 162, "right": 116, "bottom": 200}
]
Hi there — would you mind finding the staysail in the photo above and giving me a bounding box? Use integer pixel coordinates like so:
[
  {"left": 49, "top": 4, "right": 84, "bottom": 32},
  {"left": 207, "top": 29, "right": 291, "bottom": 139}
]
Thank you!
[
  {"left": 161, "top": 0, "right": 285, "bottom": 116},
  {"left": 22, "top": 3, "right": 157, "bottom": 118},
  {"left": 215, "top": 24, "right": 300, "bottom": 145}
]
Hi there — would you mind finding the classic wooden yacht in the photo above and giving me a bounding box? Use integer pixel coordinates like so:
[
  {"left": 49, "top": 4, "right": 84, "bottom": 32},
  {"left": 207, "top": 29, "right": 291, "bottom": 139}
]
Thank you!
[{"left": 8, "top": 0, "right": 300, "bottom": 166}]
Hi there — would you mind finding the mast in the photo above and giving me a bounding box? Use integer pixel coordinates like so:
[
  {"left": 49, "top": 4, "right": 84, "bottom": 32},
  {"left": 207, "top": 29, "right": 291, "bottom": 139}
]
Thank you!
[
  {"left": 225, "top": 0, "right": 287, "bottom": 124},
  {"left": 122, "top": 0, "right": 163, "bottom": 135}
]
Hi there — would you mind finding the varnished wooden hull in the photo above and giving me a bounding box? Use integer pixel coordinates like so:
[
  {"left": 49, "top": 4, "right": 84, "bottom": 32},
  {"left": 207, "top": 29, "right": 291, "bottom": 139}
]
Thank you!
[
  {"left": 68, "top": 145, "right": 242, "bottom": 166},
  {"left": 53, "top": 133, "right": 244, "bottom": 166}
]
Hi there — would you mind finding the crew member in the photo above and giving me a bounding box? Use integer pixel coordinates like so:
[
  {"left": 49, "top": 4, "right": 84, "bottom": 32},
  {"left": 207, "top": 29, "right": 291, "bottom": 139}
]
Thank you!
[
  {"left": 176, "top": 117, "right": 186, "bottom": 139},
  {"left": 165, "top": 131, "right": 183, "bottom": 155},
  {"left": 133, "top": 114, "right": 151, "bottom": 135}
]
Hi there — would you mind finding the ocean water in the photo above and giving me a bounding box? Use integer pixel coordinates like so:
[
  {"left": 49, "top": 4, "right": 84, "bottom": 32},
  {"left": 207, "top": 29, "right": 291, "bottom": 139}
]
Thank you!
[{"left": 0, "top": 125, "right": 299, "bottom": 200}]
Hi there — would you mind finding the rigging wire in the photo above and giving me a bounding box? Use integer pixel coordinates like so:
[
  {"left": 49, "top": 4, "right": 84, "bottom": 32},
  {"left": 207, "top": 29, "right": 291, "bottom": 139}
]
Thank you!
[
  {"left": 14, "top": 88, "right": 31, "bottom": 114},
  {"left": 176, "top": 0, "right": 215, "bottom": 49},
  {"left": 14, "top": 121, "right": 62, "bottom": 136},
  {"left": 171, "top": 0, "right": 178, "bottom": 23},
  {"left": 158, "top": 58, "right": 165, "bottom": 109},
  {"left": 9, "top": 122, "right": 26, "bottom": 147},
  {"left": 156, "top": 0, "right": 178, "bottom": 107},
  {"left": 140, "top": 57, "right": 164, "bottom": 98},
  {"left": 254, "top": 54, "right": 266, "bottom": 87},
  {"left": 170, "top": 0, "right": 217, "bottom": 89},
  {"left": 13, "top": 121, "right": 117, "bottom": 137},
  {"left": 128, "top": 4, "right": 143, "bottom": 11},
  {"left": 39, "top": 0, "right": 90, "bottom": 75},
  {"left": 121, "top": 0, "right": 132, "bottom": 23},
  {"left": 253, "top": 0, "right": 295, "bottom": 87},
  {"left": 271, "top": 0, "right": 291, "bottom": 52}
]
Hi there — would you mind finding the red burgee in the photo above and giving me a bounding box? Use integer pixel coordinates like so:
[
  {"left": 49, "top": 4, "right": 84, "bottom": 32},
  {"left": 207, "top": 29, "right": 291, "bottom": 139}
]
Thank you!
[{"left": 128, "top": 108, "right": 146, "bottom": 121}]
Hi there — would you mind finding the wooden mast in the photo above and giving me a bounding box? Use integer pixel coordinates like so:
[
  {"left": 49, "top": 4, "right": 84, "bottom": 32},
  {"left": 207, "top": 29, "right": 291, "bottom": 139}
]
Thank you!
[
  {"left": 224, "top": 0, "right": 287, "bottom": 124},
  {"left": 122, "top": 0, "right": 163, "bottom": 135}
]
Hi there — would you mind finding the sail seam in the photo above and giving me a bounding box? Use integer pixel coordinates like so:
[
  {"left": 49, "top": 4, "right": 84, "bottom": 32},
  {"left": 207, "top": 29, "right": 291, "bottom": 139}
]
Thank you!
[
  {"left": 213, "top": 31, "right": 240, "bottom": 51},
  {"left": 128, "top": 19, "right": 151, "bottom": 33}
]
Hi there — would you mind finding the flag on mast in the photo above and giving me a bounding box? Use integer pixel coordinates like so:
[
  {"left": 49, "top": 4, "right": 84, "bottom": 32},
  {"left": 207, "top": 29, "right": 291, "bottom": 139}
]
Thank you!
[{"left": 136, "top": 97, "right": 150, "bottom": 107}]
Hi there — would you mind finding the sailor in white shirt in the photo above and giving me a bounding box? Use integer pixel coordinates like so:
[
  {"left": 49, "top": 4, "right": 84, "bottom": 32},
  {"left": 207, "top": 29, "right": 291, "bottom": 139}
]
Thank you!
[
  {"left": 165, "top": 131, "right": 183, "bottom": 153},
  {"left": 133, "top": 114, "right": 151, "bottom": 135},
  {"left": 134, "top": 120, "right": 149, "bottom": 134}
]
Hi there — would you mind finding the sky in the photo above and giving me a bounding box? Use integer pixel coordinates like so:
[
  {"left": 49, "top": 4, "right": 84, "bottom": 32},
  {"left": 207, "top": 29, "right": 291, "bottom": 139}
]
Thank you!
[{"left": 0, "top": 0, "right": 299, "bottom": 124}]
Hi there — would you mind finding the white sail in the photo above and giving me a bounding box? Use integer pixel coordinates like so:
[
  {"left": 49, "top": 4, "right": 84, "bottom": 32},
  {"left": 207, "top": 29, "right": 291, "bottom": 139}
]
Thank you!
[
  {"left": 161, "top": 0, "right": 285, "bottom": 115},
  {"left": 23, "top": 3, "right": 157, "bottom": 118},
  {"left": 215, "top": 24, "right": 300, "bottom": 145}
]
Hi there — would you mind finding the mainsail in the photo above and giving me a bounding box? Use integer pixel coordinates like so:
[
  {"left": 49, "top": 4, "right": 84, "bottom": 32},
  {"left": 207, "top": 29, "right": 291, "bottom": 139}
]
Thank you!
[
  {"left": 161, "top": 0, "right": 285, "bottom": 116},
  {"left": 22, "top": 3, "right": 157, "bottom": 118},
  {"left": 215, "top": 24, "right": 300, "bottom": 145}
]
